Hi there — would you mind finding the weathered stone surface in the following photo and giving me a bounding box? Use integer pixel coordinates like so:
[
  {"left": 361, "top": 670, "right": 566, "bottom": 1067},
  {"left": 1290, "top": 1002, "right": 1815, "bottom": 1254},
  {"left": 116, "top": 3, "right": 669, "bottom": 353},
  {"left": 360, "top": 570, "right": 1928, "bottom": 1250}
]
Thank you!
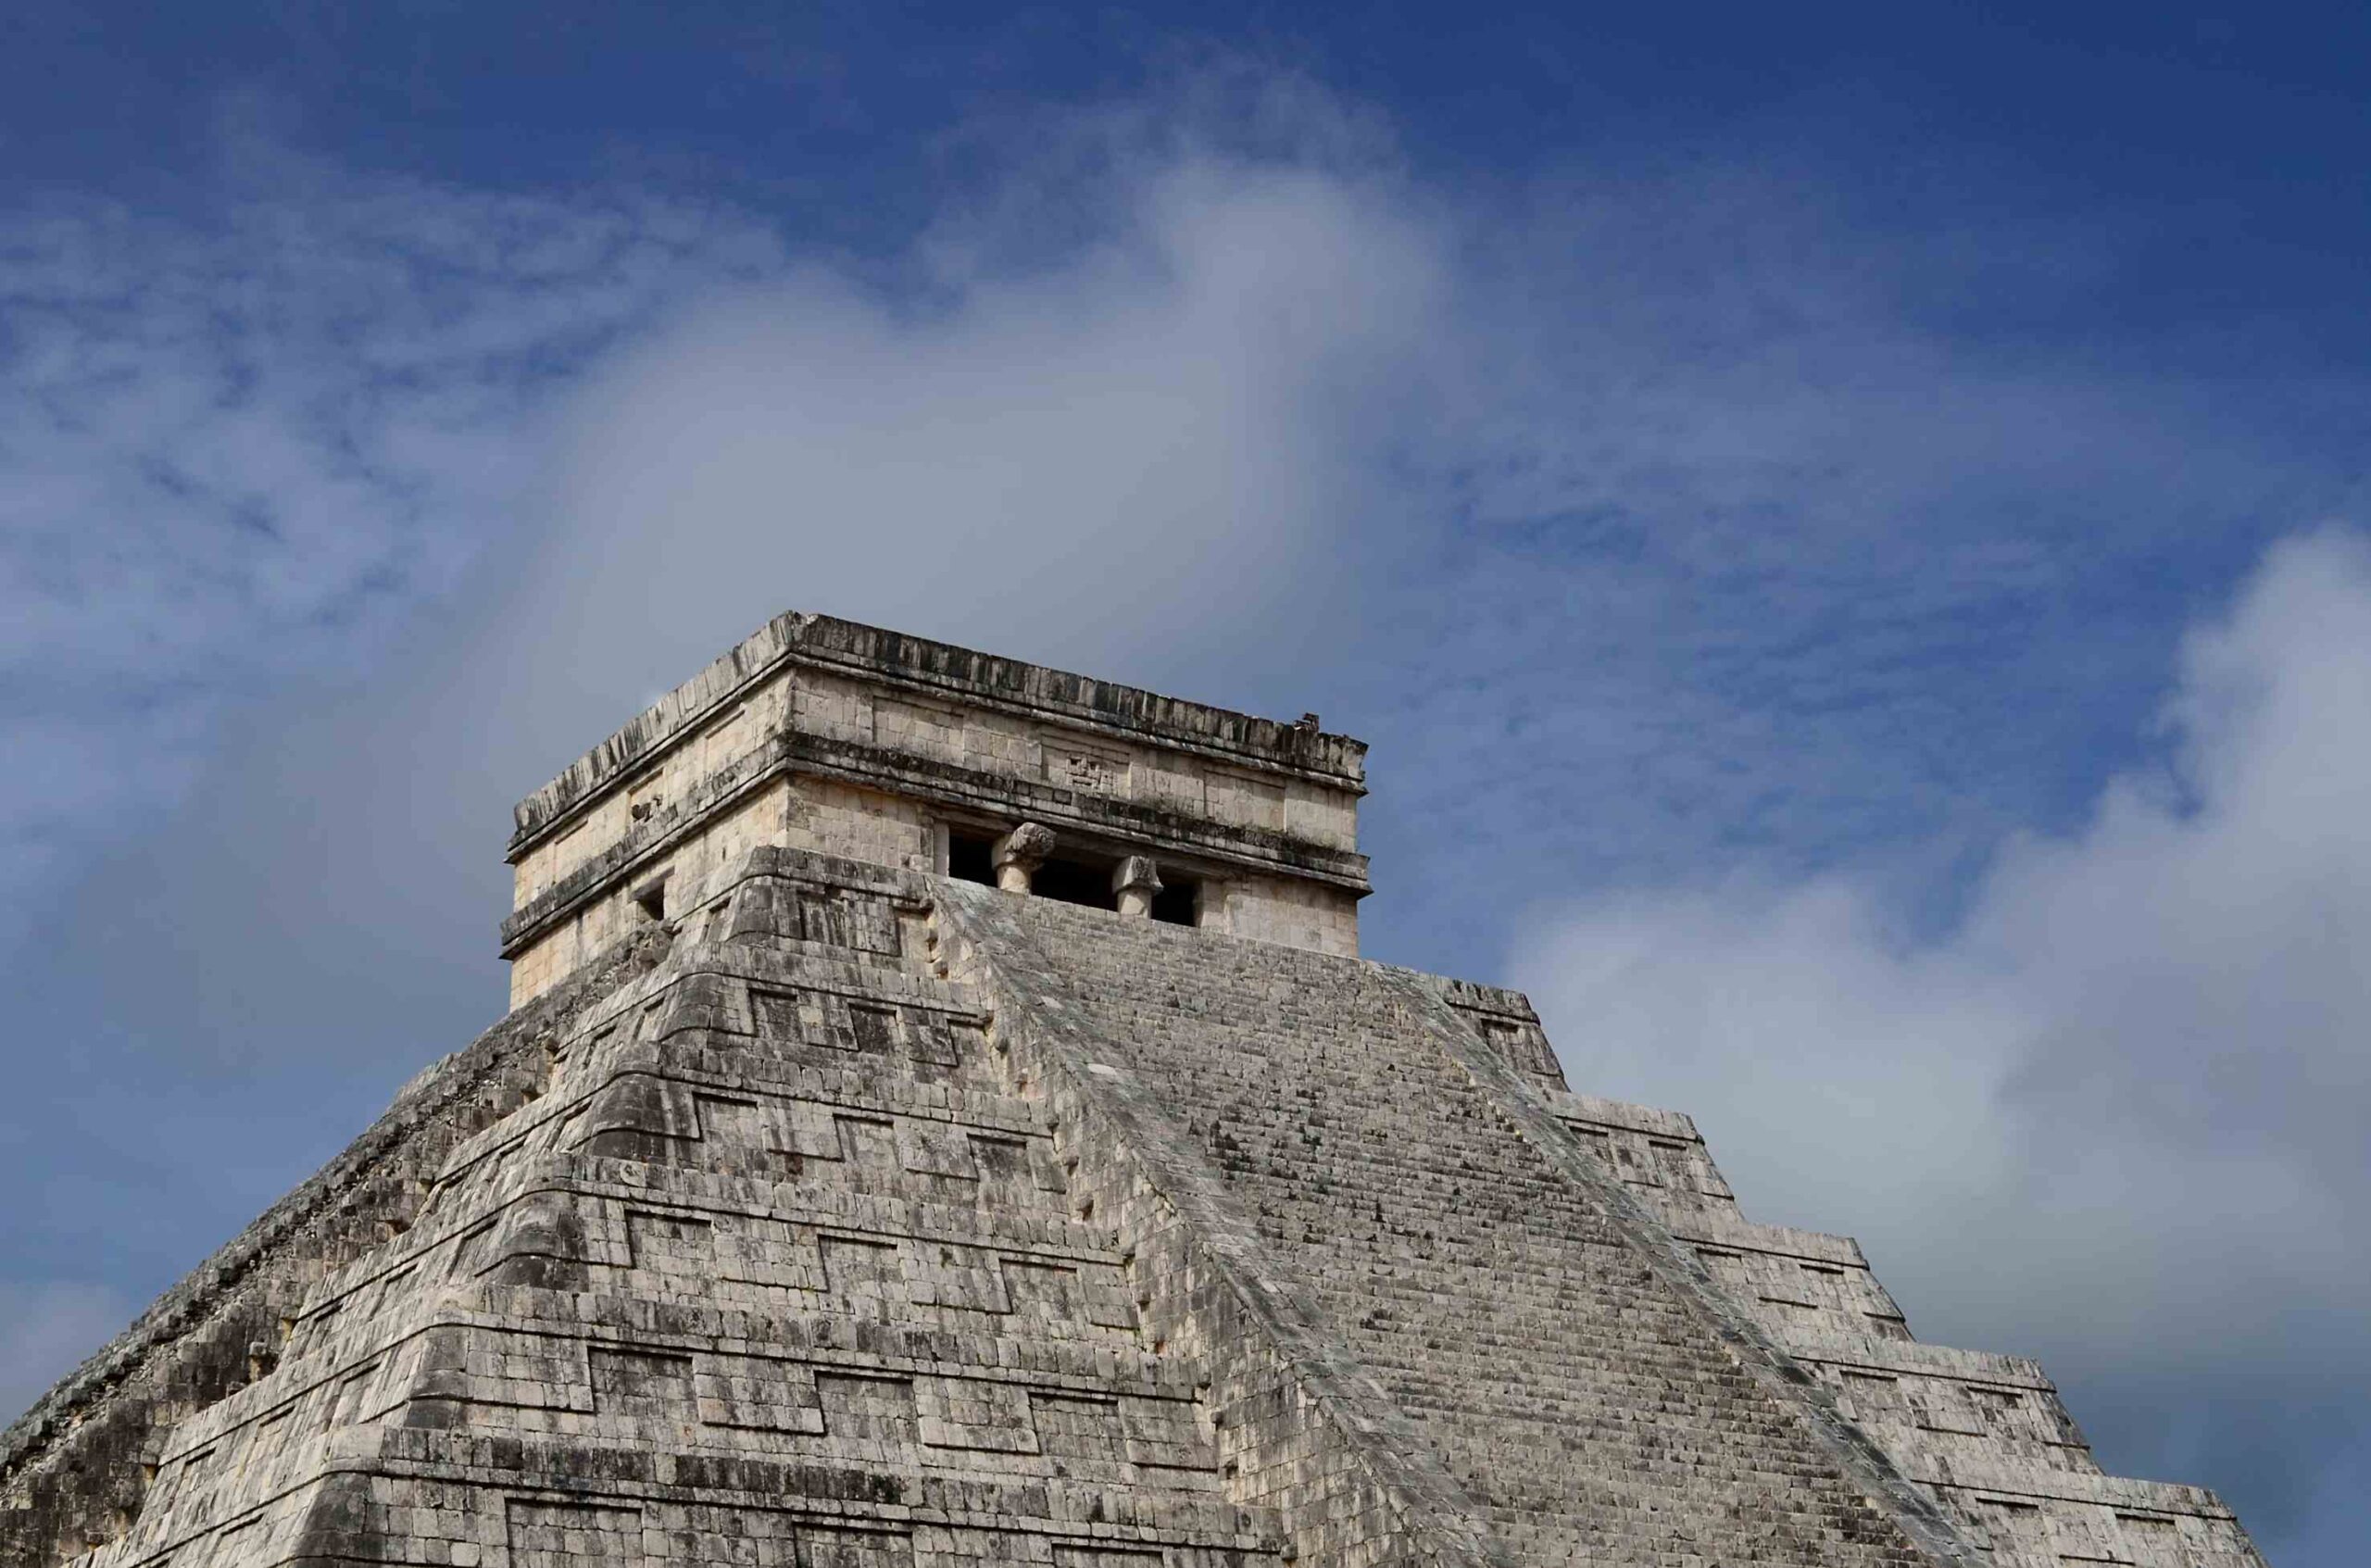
[
  {"left": 1109, "top": 859, "right": 1162, "bottom": 920},
  {"left": 499, "top": 614, "right": 1371, "bottom": 1005},
  {"left": 4, "top": 615, "right": 2266, "bottom": 1568},
  {"left": 990, "top": 825, "right": 1058, "bottom": 895}
]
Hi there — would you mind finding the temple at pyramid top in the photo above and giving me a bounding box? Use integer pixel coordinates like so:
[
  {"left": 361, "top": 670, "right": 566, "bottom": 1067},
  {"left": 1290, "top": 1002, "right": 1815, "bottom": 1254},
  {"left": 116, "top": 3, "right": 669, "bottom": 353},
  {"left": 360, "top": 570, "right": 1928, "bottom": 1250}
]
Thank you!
[{"left": 502, "top": 612, "right": 1372, "bottom": 1005}]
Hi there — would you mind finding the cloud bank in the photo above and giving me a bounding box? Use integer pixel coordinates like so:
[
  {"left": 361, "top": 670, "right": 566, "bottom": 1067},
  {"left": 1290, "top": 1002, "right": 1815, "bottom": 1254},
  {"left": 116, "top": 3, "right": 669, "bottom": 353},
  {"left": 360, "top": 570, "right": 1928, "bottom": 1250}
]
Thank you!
[{"left": 1514, "top": 529, "right": 2371, "bottom": 1549}]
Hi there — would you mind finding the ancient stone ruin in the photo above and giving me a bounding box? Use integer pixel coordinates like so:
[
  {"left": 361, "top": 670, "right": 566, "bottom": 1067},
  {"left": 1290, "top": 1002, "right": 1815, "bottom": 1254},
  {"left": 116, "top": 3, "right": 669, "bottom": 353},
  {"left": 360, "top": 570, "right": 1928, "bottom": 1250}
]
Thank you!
[{"left": 3, "top": 613, "right": 2266, "bottom": 1567}]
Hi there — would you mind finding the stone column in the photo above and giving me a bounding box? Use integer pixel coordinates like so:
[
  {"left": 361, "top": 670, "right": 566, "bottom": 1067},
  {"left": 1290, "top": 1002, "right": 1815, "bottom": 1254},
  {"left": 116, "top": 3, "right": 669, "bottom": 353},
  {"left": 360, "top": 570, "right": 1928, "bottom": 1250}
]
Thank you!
[
  {"left": 1111, "top": 856, "right": 1163, "bottom": 918},
  {"left": 991, "top": 823, "right": 1056, "bottom": 894}
]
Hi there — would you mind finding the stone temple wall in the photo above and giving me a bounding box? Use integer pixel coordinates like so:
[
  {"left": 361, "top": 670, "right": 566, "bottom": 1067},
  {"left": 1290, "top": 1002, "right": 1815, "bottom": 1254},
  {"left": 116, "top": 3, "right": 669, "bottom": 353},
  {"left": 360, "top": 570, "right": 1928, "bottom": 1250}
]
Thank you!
[{"left": 499, "top": 614, "right": 1371, "bottom": 1007}]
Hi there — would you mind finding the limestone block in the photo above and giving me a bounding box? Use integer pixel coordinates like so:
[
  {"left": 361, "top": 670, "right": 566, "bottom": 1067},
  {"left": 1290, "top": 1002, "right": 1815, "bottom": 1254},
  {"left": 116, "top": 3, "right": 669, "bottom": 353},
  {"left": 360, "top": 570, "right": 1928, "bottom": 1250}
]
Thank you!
[
  {"left": 992, "top": 824, "right": 1057, "bottom": 894},
  {"left": 1111, "top": 858, "right": 1162, "bottom": 920}
]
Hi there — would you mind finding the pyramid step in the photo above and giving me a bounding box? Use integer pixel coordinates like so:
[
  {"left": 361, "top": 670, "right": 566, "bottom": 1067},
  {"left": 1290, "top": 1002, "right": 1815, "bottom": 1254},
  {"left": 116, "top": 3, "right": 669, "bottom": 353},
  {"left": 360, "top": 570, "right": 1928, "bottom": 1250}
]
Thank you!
[{"left": 116, "top": 1423, "right": 1278, "bottom": 1568}]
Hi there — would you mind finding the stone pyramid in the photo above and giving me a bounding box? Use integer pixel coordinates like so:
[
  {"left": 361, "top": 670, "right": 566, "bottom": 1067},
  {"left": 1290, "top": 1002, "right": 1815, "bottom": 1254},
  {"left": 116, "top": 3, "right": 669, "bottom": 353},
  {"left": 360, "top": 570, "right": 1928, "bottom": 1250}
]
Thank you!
[{"left": 3, "top": 614, "right": 2265, "bottom": 1568}]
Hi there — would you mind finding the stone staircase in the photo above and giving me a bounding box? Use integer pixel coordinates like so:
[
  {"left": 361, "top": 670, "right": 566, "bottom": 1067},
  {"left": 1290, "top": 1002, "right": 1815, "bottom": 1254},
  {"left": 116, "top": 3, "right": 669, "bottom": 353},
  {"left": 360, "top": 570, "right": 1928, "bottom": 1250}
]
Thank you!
[
  {"left": 933, "top": 879, "right": 2265, "bottom": 1568},
  {"left": 1533, "top": 1091, "right": 2259, "bottom": 1568}
]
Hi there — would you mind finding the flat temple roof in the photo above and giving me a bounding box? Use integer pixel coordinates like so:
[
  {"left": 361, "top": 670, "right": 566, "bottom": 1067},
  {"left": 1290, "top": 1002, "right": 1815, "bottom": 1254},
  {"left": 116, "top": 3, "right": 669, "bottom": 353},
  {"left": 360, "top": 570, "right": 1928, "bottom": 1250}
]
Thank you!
[{"left": 508, "top": 611, "right": 1368, "bottom": 854}]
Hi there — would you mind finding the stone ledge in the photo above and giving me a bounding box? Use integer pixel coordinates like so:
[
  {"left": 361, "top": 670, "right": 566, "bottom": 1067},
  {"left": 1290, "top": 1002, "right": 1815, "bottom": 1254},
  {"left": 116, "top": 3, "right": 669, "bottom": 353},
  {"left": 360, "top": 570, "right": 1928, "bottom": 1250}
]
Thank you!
[
  {"left": 1670, "top": 1214, "right": 1874, "bottom": 1269},
  {"left": 1544, "top": 1089, "right": 1705, "bottom": 1143},
  {"left": 1913, "top": 1460, "right": 2240, "bottom": 1521},
  {"left": 1787, "top": 1337, "right": 2058, "bottom": 1389},
  {"left": 510, "top": 611, "right": 1368, "bottom": 852},
  {"left": 1386, "top": 971, "right": 1540, "bottom": 1024}
]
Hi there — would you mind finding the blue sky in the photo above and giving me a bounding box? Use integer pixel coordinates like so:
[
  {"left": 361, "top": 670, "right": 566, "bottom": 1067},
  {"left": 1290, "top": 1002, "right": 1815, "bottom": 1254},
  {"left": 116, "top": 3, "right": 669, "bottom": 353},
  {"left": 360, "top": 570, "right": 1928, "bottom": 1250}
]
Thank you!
[{"left": 4, "top": 6, "right": 2366, "bottom": 1562}]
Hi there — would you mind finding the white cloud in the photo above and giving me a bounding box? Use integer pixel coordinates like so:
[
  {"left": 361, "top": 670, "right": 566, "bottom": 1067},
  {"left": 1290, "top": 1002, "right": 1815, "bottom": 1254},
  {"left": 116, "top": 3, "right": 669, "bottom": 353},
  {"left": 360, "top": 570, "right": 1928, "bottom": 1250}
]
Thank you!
[
  {"left": 23, "top": 132, "right": 1447, "bottom": 1071},
  {"left": 0, "top": 174, "right": 789, "bottom": 951},
  {"left": 1512, "top": 528, "right": 2371, "bottom": 1500},
  {"left": 491, "top": 154, "right": 1446, "bottom": 740}
]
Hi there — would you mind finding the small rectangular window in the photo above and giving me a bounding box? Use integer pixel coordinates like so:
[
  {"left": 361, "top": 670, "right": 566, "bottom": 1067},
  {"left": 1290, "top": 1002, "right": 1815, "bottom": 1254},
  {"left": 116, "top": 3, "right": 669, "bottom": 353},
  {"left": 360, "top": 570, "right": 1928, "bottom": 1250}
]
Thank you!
[
  {"left": 1033, "top": 855, "right": 1119, "bottom": 911},
  {"left": 1150, "top": 878, "right": 1198, "bottom": 924},
  {"left": 632, "top": 876, "right": 668, "bottom": 922},
  {"left": 947, "top": 831, "right": 997, "bottom": 885}
]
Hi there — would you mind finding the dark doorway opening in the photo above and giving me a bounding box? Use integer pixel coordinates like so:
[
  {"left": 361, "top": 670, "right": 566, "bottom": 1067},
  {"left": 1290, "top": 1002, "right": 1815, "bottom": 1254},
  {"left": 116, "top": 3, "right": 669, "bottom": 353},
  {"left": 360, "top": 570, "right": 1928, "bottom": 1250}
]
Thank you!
[
  {"left": 1032, "top": 854, "right": 1120, "bottom": 912},
  {"left": 1150, "top": 880, "right": 1198, "bottom": 926},
  {"left": 945, "top": 825, "right": 1199, "bottom": 926},
  {"left": 948, "top": 830, "right": 996, "bottom": 886}
]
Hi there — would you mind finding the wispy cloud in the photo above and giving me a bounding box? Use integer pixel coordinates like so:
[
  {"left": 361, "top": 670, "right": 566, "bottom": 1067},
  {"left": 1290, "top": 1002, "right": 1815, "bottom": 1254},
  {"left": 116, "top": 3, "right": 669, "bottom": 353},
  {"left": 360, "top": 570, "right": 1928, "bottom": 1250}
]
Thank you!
[
  {"left": 0, "top": 165, "right": 786, "bottom": 947},
  {"left": 1353, "top": 161, "right": 2365, "bottom": 964},
  {"left": 16, "top": 134, "right": 1446, "bottom": 1063}
]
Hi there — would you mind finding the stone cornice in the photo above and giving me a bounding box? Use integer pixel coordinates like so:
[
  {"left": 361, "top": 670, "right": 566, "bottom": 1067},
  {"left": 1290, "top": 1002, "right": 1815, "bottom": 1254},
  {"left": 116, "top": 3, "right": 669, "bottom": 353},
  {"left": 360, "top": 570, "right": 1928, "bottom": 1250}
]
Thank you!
[{"left": 508, "top": 611, "right": 1368, "bottom": 857}]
